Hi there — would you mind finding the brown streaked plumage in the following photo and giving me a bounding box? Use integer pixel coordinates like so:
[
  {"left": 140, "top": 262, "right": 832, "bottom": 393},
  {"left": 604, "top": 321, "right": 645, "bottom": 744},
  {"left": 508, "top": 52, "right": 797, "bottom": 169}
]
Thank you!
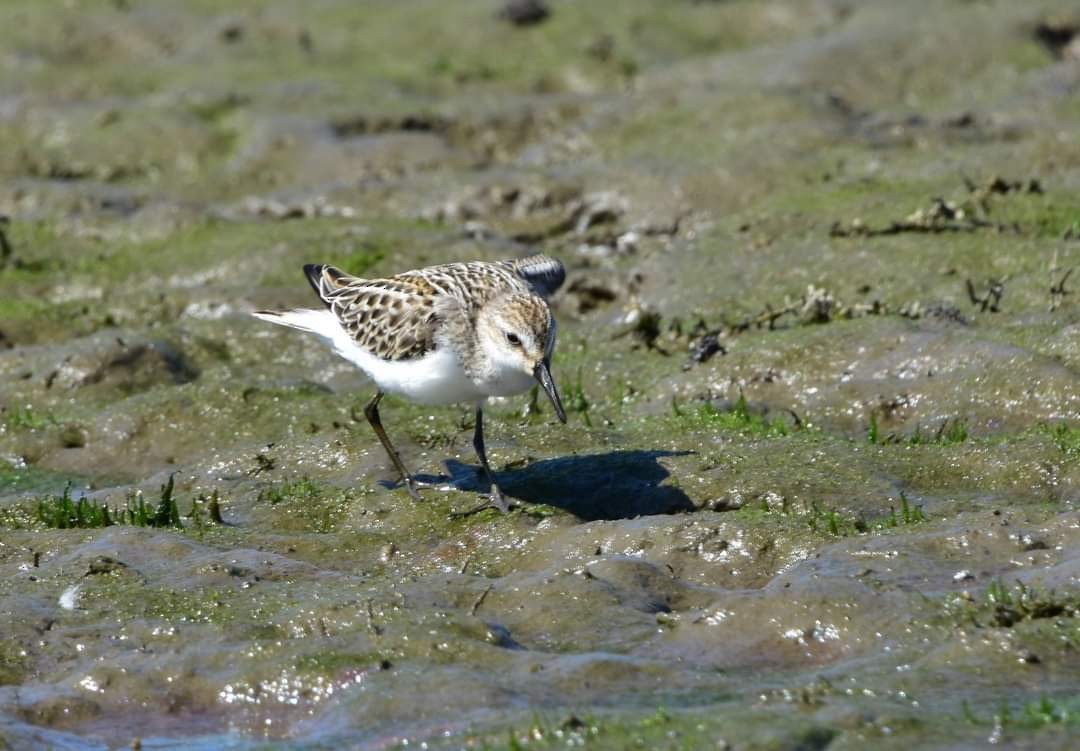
[{"left": 303, "top": 256, "right": 564, "bottom": 363}]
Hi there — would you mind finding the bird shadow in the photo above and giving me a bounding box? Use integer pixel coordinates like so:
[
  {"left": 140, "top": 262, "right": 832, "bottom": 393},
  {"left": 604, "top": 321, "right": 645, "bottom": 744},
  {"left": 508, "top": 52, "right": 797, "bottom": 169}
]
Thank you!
[{"left": 404, "top": 450, "right": 696, "bottom": 521}]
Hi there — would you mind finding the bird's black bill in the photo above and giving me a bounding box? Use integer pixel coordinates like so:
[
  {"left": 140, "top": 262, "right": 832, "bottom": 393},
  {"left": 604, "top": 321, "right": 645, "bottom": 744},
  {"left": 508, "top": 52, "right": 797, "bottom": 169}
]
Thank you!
[{"left": 534, "top": 359, "right": 567, "bottom": 423}]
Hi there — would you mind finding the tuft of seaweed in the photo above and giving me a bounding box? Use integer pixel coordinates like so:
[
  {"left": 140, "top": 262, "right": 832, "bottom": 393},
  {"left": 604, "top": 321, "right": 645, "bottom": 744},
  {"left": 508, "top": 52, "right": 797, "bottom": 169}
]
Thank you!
[{"left": 28, "top": 476, "right": 223, "bottom": 530}]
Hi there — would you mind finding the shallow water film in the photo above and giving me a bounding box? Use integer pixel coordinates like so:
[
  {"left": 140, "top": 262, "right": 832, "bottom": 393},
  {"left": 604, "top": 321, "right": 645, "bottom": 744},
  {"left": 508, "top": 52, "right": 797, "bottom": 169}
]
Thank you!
[{"left": 2, "top": 1, "right": 1080, "bottom": 749}]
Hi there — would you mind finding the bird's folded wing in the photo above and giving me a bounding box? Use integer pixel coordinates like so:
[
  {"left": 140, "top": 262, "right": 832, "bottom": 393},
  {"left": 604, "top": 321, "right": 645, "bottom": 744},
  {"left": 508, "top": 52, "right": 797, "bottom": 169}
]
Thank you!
[{"left": 309, "top": 266, "right": 439, "bottom": 361}]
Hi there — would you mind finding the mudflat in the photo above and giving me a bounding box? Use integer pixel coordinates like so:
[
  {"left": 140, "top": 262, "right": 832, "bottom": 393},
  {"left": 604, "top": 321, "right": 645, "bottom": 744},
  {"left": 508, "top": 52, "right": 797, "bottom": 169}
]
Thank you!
[{"left": 1, "top": 1, "right": 1079, "bottom": 748}]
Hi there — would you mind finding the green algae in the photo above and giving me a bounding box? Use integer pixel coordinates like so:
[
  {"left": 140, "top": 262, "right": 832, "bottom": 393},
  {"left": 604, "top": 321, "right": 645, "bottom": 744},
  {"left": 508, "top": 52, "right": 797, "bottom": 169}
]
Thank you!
[
  {"left": 35, "top": 485, "right": 116, "bottom": 530},
  {"left": 944, "top": 579, "right": 1080, "bottom": 630},
  {"left": 0, "top": 473, "right": 230, "bottom": 532},
  {"left": 671, "top": 394, "right": 792, "bottom": 438},
  {"left": 1048, "top": 423, "right": 1080, "bottom": 456},
  {"left": 994, "top": 695, "right": 1080, "bottom": 731},
  {"left": 255, "top": 477, "right": 363, "bottom": 534},
  {"left": 0, "top": 462, "right": 84, "bottom": 497},
  {"left": 443, "top": 703, "right": 959, "bottom": 751},
  {"left": 2, "top": 405, "right": 61, "bottom": 431},
  {"left": 0, "top": 645, "right": 32, "bottom": 686},
  {"left": 730, "top": 486, "right": 926, "bottom": 541}
]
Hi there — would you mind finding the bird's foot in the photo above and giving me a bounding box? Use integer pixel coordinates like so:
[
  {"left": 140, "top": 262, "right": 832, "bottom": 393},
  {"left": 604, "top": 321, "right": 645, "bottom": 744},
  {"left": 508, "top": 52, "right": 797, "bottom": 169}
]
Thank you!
[
  {"left": 489, "top": 484, "right": 511, "bottom": 514},
  {"left": 450, "top": 484, "right": 513, "bottom": 518},
  {"left": 402, "top": 478, "right": 423, "bottom": 501},
  {"left": 401, "top": 477, "right": 445, "bottom": 500},
  {"left": 384, "top": 475, "right": 455, "bottom": 500}
]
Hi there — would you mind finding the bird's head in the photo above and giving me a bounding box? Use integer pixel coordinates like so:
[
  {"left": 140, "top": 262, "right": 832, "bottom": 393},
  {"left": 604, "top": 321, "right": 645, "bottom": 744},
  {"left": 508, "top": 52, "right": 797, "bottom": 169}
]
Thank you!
[{"left": 476, "top": 293, "right": 566, "bottom": 422}]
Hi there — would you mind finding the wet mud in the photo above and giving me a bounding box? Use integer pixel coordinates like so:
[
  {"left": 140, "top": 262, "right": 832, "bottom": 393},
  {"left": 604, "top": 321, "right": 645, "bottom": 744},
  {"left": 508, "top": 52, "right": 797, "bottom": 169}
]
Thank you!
[{"left": 1, "top": 1, "right": 1079, "bottom": 748}]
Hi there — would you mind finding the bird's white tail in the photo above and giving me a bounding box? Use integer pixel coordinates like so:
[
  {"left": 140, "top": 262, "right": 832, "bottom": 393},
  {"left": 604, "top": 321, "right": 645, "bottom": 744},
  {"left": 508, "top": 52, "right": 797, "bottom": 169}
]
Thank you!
[{"left": 252, "top": 309, "right": 342, "bottom": 339}]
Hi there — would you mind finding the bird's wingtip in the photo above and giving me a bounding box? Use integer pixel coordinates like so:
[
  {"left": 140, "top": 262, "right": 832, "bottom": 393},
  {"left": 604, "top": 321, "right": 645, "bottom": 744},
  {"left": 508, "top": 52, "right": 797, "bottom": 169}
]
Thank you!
[
  {"left": 303, "top": 264, "right": 326, "bottom": 295},
  {"left": 512, "top": 254, "right": 565, "bottom": 296}
]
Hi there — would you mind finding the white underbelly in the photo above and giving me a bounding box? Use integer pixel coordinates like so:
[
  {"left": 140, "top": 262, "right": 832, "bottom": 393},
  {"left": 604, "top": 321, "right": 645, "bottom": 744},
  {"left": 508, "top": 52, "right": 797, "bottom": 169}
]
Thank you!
[{"left": 336, "top": 338, "right": 483, "bottom": 405}]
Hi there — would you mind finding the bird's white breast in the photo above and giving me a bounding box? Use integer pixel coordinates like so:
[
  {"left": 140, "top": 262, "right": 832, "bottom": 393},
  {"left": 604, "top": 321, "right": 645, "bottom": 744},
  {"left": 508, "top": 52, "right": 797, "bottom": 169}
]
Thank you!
[
  {"left": 331, "top": 334, "right": 477, "bottom": 406},
  {"left": 478, "top": 367, "right": 535, "bottom": 397},
  {"left": 299, "top": 309, "right": 489, "bottom": 405}
]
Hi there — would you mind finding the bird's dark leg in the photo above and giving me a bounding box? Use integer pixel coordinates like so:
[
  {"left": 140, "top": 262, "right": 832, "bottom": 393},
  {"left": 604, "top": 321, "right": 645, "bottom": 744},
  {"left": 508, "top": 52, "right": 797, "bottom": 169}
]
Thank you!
[
  {"left": 472, "top": 404, "right": 510, "bottom": 513},
  {"left": 364, "top": 391, "right": 421, "bottom": 500}
]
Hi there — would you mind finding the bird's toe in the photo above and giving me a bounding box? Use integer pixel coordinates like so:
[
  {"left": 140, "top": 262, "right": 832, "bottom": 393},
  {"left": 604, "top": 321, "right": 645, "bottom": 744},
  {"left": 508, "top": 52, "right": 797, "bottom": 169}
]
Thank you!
[{"left": 490, "top": 485, "right": 511, "bottom": 514}]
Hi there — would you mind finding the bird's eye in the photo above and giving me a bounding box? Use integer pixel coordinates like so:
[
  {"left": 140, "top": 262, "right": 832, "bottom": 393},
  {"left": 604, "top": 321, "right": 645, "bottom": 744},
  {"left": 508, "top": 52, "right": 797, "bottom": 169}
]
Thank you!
[{"left": 506, "top": 332, "right": 521, "bottom": 346}]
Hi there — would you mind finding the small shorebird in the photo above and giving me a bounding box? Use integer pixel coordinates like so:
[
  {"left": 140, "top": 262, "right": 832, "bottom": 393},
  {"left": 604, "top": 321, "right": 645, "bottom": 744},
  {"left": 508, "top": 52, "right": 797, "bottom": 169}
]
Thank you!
[{"left": 254, "top": 255, "right": 567, "bottom": 512}]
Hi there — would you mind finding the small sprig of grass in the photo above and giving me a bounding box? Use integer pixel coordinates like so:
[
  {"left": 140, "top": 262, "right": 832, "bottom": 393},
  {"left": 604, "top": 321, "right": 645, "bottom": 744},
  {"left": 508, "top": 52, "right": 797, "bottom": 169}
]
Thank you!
[
  {"left": 257, "top": 477, "right": 352, "bottom": 533},
  {"left": 962, "top": 695, "right": 1079, "bottom": 730},
  {"left": 947, "top": 580, "right": 1079, "bottom": 629},
  {"left": 153, "top": 474, "right": 182, "bottom": 528},
  {"left": 1047, "top": 422, "right": 1080, "bottom": 455},
  {"left": 675, "top": 393, "right": 790, "bottom": 437},
  {"left": 985, "top": 580, "right": 1076, "bottom": 627},
  {"left": 37, "top": 484, "right": 113, "bottom": 529},
  {"left": 869, "top": 416, "right": 969, "bottom": 445},
  {"left": 805, "top": 500, "right": 867, "bottom": 537},
  {"left": 1018, "top": 696, "right": 1077, "bottom": 728},
  {"left": 4, "top": 406, "right": 59, "bottom": 430},
  {"left": 884, "top": 492, "right": 926, "bottom": 527},
  {"left": 941, "top": 417, "right": 969, "bottom": 444},
  {"left": 565, "top": 366, "right": 592, "bottom": 427},
  {"left": 258, "top": 477, "right": 322, "bottom": 505},
  {"left": 912, "top": 417, "right": 968, "bottom": 444},
  {"left": 30, "top": 476, "right": 220, "bottom": 530},
  {"left": 748, "top": 493, "right": 924, "bottom": 537},
  {"left": 189, "top": 490, "right": 226, "bottom": 527}
]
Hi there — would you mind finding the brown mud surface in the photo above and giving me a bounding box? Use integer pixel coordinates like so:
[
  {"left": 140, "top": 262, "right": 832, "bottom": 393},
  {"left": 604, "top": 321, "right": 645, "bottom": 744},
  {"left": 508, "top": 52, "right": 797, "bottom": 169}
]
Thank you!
[{"left": 2, "top": 1, "right": 1079, "bottom": 749}]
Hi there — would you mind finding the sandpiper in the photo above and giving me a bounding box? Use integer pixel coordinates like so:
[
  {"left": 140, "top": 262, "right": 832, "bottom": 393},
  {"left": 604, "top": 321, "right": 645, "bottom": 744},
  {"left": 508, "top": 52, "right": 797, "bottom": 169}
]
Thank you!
[{"left": 254, "top": 254, "right": 567, "bottom": 512}]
